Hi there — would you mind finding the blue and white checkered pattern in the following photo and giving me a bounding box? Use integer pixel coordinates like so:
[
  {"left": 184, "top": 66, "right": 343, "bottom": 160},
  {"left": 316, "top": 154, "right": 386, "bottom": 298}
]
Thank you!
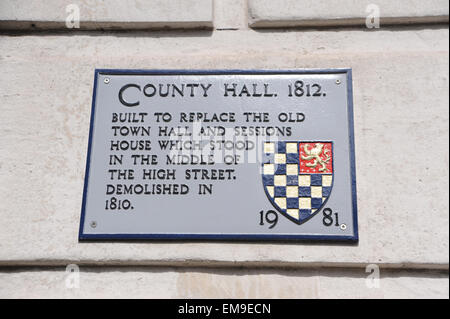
[{"left": 262, "top": 141, "right": 333, "bottom": 223}]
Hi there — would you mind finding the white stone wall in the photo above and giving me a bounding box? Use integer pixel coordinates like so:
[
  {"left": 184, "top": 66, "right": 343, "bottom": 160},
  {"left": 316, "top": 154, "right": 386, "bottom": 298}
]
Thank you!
[{"left": 0, "top": 0, "right": 448, "bottom": 298}]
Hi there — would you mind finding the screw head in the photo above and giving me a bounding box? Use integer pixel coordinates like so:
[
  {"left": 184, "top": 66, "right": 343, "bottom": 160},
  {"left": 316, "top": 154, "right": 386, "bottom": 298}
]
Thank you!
[
  {"left": 335, "top": 79, "right": 341, "bottom": 85},
  {"left": 340, "top": 223, "right": 347, "bottom": 231},
  {"left": 104, "top": 78, "right": 110, "bottom": 84},
  {"left": 90, "top": 221, "right": 97, "bottom": 228}
]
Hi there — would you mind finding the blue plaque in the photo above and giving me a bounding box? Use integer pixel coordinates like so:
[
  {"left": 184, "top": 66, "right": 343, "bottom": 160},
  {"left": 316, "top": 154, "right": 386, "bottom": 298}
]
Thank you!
[{"left": 79, "top": 69, "right": 358, "bottom": 241}]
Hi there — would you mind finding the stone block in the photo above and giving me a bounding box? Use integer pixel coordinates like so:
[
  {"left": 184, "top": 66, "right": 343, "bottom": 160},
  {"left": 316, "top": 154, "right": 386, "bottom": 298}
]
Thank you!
[
  {"left": 248, "top": 0, "right": 449, "bottom": 27},
  {"left": 0, "top": 0, "right": 213, "bottom": 30}
]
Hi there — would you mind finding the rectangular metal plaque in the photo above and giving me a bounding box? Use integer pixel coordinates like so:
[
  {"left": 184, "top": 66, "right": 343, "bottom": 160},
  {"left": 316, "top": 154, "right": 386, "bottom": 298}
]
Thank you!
[{"left": 79, "top": 69, "right": 358, "bottom": 241}]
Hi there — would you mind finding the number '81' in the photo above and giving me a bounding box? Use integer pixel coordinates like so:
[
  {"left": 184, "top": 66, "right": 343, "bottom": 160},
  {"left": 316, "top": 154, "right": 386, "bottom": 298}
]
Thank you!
[{"left": 322, "top": 208, "right": 340, "bottom": 227}]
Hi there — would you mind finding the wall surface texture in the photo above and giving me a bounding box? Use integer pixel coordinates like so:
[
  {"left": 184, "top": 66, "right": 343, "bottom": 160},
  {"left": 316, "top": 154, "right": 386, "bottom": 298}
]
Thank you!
[{"left": 0, "top": 0, "right": 448, "bottom": 298}]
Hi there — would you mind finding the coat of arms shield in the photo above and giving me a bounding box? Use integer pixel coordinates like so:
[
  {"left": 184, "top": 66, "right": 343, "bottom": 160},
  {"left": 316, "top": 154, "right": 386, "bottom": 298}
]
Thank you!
[{"left": 262, "top": 141, "right": 334, "bottom": 224}]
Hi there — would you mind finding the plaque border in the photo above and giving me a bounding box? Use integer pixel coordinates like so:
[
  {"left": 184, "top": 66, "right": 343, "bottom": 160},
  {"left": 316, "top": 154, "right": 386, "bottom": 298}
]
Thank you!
[{"left": 78, "top": 69, "right": 358, "bottom": 242}]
